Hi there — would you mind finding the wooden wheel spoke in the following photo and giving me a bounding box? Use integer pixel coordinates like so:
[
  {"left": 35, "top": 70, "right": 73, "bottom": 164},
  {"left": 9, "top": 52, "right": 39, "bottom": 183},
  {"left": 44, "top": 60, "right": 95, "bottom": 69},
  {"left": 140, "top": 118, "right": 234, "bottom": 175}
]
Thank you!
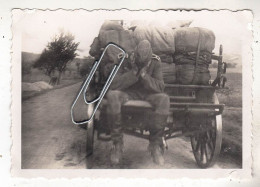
[
  {"left": 206, "top": 131, "right": 214, "bottom": 152},
  {"left": 190, "top": 93, "right": 223, "bottom": 168},
  {"left": 206, "top": 130, "right": 215, "bottom": 149},
  {"left": 204, "top": 142, "right": 210, "bottom": 162},
  {"left": 198, "top": 133, "right": 214, "bottom": 164},
  {"left": 211, "top": 134, "right": 216, "bottom": 149},
  {"left": 195, "top": 136, "right": 201, "bottom": 152},
  {"left": 207, "top": 139, "right": 214, "bottom": 152},
  {"left": 200, "top": 141, "right": 204, "bottom": 162}
]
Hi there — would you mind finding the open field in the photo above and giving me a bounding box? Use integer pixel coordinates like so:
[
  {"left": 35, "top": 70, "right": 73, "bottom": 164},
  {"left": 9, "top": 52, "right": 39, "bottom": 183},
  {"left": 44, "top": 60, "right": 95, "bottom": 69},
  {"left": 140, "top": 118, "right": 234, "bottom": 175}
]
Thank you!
[
  {"left": 22, "top": 67, "right": 83, "bottom": 101},
  {"left": 22, "top": 79, "right": 82, "bottom": 101},
  {"left": 211, "top": 68, "right": 242, "bottom": 107},
  {"left": 210, "top": 67, "right": 242, "bottom": 165},
  {"left": 22, "top": 51, "right": 86, "bottom": 100}
]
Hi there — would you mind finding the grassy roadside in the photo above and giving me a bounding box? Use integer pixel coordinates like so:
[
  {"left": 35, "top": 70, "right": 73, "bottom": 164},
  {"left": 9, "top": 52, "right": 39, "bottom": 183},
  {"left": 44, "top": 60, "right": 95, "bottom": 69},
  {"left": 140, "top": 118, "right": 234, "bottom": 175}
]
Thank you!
[
  {"left": 22, "top": 79, "right": 82, "bottom": 101},
  {"left": 211, "top": 68, "right": 242, "bottom": 166},
  {"left": 220, "top": 107, "right": 242, "bottom": 166}
]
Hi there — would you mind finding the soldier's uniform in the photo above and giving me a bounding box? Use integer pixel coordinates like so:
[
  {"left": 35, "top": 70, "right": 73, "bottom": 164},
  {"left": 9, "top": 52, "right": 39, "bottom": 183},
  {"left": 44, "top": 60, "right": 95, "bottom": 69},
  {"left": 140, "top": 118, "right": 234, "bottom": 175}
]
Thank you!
[{"left": 106, "top": 40, "right": 170, "bottom": 165}]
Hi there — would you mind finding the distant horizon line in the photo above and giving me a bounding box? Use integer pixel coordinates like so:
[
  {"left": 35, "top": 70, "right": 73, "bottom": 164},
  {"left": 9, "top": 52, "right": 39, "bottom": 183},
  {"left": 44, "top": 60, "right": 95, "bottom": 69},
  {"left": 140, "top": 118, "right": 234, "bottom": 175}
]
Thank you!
[
  {"left": 21, "top": 51, "right": 89, "bottom": 59},
  {"left": 21, "top": 50, "right": 242, "bottom": 58}
]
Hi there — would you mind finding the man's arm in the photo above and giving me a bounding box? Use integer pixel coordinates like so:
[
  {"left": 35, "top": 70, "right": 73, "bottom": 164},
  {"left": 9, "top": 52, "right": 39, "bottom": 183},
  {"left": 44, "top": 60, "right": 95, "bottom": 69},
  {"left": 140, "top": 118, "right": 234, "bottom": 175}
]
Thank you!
[
  {"left": 140, "top": 61, "right": 165, "bottom": 93},
  {"left": 110, "top": 65, "right": 139, "bottom": 90}
]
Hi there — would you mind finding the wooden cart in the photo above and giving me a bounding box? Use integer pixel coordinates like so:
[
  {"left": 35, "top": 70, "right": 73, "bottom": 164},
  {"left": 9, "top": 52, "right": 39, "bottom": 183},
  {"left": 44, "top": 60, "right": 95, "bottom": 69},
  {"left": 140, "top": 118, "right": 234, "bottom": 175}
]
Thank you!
[{"left": 83, "top": 45, "right": 227, "bottom": 168}]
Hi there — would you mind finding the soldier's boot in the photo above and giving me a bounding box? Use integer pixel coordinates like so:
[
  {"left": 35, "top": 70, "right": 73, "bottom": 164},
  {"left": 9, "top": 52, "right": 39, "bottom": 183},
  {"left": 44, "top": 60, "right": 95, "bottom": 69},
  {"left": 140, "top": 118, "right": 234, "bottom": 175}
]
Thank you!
[
  {"left": 109, "top": 114, "right": 124, "bottom": 165},
  {"left": 149, "top": 130, "right": 165, "bottom": 165},
  {"left": 148, "top": 113, "right": 168, "bottom": 165},
  {"left": 110, "top": 140, "right": 123, "bottom": 165}
]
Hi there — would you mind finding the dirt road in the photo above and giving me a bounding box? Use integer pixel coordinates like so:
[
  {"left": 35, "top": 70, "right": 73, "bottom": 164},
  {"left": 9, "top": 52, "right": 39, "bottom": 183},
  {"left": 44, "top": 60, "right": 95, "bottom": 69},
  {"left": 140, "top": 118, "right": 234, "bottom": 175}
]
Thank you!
[{"left": 22, "top": 82, "right": 240, "bottom": 169}]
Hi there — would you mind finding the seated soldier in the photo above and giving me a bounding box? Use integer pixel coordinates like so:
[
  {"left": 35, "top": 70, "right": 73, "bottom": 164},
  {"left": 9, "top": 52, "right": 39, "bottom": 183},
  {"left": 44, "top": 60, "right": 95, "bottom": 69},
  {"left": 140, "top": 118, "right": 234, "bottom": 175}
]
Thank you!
[{"left": 106, "top": 40, "right": 170, "bottom": 165}]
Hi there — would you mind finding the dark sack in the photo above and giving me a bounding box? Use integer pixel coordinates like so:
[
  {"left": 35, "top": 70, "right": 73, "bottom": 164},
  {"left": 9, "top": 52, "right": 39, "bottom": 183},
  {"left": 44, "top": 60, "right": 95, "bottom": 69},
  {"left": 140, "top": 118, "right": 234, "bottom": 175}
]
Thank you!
[
  {"left": 133, "top": 25, "right": 152, "bottom": 44},
  {"left": 176, "top": 64, "right": 210, "bottom": 85},
  {"left": 174, "top": 51, "right": 212, "bottom": 65},
  {"left": 161, "top": 62, "right": 177, "bottom": 84},
  {"left": 98, "top": 21, "right": 124, "bottom": 63},
  {"left": 158, "top": 54, "right": 174, "bottom": 64},
  {"left": 98, "top": 30, "right": 136, "bottom": 75},
  {"left": 89, "top": 37, "right": 101, "bottom": 58},
  {"left": 99, "top": 20, "right": 124, "bottom": 32},
  {"left": 174, "top": 27, "right": 215, "bottom": 53},
  {"left": 133, "top": 25, "right": 175, "bottom": 55},
  {"left": 119, "top": 30, "right": 136, "bottom": 53},
  {"left": 150, "top": 26, "right": 175, "bottom": 55},
  {"left": 99, "top": 30, "right": 120, "bottom": 48},
  {"left": 99, "top": 30, "right": 120, "bottom": 64},
  {"left": 99, "top": 30, "right": 136, "bottom": 52}
]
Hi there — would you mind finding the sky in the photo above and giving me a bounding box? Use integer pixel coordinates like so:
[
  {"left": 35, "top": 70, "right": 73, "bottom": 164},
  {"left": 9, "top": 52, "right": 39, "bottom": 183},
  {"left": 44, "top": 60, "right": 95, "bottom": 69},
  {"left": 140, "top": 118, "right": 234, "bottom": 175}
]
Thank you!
[{"left": 14, "top": 9, "right": 252, "bottom": 59}]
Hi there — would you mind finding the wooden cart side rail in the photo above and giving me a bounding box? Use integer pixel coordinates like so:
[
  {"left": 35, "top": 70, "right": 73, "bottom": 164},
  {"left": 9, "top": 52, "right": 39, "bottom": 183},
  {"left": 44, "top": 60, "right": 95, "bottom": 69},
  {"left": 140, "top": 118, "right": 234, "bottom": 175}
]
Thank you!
[
  {"left": 100, "top": 98, "right": 224, "bottom": 114},
  {"left": 169, "top": 95, "right": 196, "bottom": 101},
  {"left": 169, "top": 102, "right": 225, "bottom": 115},
  {"left": 170, "top": 102, "right": 224, "bottom": 108},
  {"left": 211, "top": 54, "right": 221, "bottom": 61},
  {"left": 165, "top": 84, "right": 215, "bottom": 89}
]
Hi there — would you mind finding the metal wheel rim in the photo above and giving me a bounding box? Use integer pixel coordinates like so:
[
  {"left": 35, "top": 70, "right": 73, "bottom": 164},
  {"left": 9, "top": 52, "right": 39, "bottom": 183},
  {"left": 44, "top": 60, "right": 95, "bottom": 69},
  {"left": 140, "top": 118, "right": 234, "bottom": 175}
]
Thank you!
[{"left": 190, "top": 93, "right": 222, "bottom": 168}]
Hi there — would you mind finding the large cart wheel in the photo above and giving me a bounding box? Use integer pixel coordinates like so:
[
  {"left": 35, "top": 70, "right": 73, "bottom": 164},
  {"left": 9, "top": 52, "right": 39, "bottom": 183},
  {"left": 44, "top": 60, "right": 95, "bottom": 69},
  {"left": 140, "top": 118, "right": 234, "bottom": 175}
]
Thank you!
[
  {"left": 86, "top": 103, "right": 95, "bottom": 157},
  {"left": 190, "top": 93, "right": 222, "bottom": 168},
  {"left": 86, "top": 103, "right": 95, "bottom": 169}
]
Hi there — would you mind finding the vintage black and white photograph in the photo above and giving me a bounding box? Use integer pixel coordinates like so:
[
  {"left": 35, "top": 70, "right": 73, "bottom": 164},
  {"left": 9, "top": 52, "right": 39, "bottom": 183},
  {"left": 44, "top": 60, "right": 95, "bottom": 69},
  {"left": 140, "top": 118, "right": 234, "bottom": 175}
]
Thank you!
[{"left": 11, "top": 9, "right": 252, "bottom": 173}]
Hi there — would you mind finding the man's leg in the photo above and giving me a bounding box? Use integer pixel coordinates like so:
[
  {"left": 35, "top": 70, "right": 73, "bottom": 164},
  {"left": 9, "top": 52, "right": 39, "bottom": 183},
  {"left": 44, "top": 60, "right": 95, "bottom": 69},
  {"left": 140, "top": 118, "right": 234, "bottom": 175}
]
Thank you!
[
  {"left": 106, "top": 90, "right": 129, "bottom": 164},
  {"left": 146, "top": 93, "right": 170, "bottom": 165}
]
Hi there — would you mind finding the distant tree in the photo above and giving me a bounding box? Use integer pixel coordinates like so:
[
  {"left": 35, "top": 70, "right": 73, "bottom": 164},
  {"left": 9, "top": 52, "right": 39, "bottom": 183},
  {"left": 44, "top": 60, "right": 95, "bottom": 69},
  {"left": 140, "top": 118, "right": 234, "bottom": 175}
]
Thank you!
[
  {"left": 76, "top": 61, "right": 80, "bottom": 73},
  {"left": 34, "top": 48, "right": 53, "bottom": 76},
  {"left": 79, "top": 56, "right": 95, "bottom": 78},
  {"left": 226, "top": 63, "right": 237, "bottom": 68},
  {"left": 34, "top": 31, "right": 79, "bottom": 84},
  {"left": 22, "top": 63, "right": 32, "bottom": 75},
  {"left": 210, "top": 61, "right": 218, "bottom": 68}
]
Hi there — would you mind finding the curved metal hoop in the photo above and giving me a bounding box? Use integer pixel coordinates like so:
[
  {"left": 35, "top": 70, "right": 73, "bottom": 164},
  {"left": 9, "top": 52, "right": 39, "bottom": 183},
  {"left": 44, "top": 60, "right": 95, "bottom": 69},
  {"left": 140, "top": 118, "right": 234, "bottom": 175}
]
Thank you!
[{"left": 71, "top": 43, "right": 126, "bottom": 125}]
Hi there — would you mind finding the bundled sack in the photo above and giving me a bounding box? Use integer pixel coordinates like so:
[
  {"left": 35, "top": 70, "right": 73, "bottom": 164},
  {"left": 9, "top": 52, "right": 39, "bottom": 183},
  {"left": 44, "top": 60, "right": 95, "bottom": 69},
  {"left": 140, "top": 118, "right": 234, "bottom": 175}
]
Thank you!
[
  {"left": 129, "top": 20, "right": 147, "bottom": 31},
  {"left": 174, "top": 27, "right": 215, "bottom": 53},
  {"left": 99, "top": 30, "right": 136, "bottom": 52},
  {"left": 161, "top": 62, "right": 177, "bottom": 84},
  {"left": 98, "top": 30, "right": 136, "bottom": 63},
  {"left": 174, "top": 51, "right": 212, "bottom": 65},
  {"left": 173, "top": 27, "right": 215, "bottom": 85},
  {"left": 158, "top": 54, "right": 174, "bottom": 64},
  {"left": 98, "top": 30, "right": 120, "bottom": 64},
  {"left": 99, "top": 30, "right": 120, "bottom": 48},
  {"left": 99, "top": 20, "right": 124, "bottom": 33},
  {"left": 174, "top": 52, "right": 212, "bottom": 85},
  {"left": 97, "top": 29, "right": 136, "bottom": 81},
  {"left": 119, "top": 30, "right": 136, "bottom": 53},
  {"left": 176, "top": 64, "right": 210, "bottom": 85},
  {"left": 133, "top": 25, "right": 152, "bottom": 44},
  {"left": 133, "top": 25, "right": 175, "bottom": 55},
  {"left": 150, "top": 26, "right": 175, "bottom": 55}
]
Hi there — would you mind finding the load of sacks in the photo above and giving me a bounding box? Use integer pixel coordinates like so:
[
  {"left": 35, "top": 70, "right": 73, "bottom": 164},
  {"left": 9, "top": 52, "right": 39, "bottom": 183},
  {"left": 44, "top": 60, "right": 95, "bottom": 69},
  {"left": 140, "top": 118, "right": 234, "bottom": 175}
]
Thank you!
[
  {"left": 89, "top": 20, "right": 215, "bottom": 85},
  {"left": 89, "top": 21, "right": 136, "bottom": 82}
]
